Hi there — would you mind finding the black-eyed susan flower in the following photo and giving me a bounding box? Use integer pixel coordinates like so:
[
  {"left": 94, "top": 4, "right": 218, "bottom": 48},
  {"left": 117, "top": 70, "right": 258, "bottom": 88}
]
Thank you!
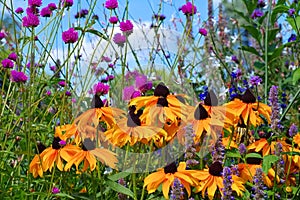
[
  {"left": 194, "top": 161, "right": 245, "bottom": 200},
  {"left": 224, "top": 89, "right": 271, "bottom": 127},
  {"left": 29, "top": 142, "right": 46, "bottom": 178},
  {"left": 143, "top": 162, "right": 200, "bottom": 199},
  {"left": 247, "top": 138, "right": 290, "bottom": 156},
  {"left": 64, "top": 138, "right": 117, "bottom": 171}
]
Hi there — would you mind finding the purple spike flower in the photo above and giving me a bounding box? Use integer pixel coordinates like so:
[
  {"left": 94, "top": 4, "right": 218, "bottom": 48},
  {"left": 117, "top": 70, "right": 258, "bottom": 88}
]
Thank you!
[
  {"left": 269, "top": 85, "right": 280, "bottom": 131},
  {"left": 222, "top": 167, "right": 233, "bottom": 200}
]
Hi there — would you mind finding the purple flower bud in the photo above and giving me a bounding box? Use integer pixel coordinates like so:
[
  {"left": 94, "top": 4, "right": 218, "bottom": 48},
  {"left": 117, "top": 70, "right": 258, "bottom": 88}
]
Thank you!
[
  {"left": 288, "top": 8, "right": 295, "bottom": 17},
  {"left": 289, "top": 124, "right": 298, "bottom": 137},
  {"left": 109, "top": 16, "right": 118, "bottom": 24},
  {"left": 15, "top": 7, "right": 24, "bottom": 14},
  {"left": 8, "top": 52, "right": 18, "bottom": 61},
  {"left": 199, "top": 28, "right": 207, "bottom": 36},
  {"left": 52, "top": 187, "right": 60, "bottom": 194}
]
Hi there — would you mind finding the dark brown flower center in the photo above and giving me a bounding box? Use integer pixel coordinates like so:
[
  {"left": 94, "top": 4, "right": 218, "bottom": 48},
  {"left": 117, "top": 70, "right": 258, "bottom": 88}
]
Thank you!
[
  {"left": 52, "top": 137, "right": 62, "bottom": 150},
  {"left": 37, "top": 141, "right": 46, "bottom": 154},
  {"left": 91, "top": 95, "right": 104, "bottom": 108},
  {"left": 154, "top": 83, "right": 170, "bottom": 98},
  {"left": 204, "top": 90, "right": 218, "bottom": 106},
  {"left": 194, "top": 104, "right": 209, "bottom": 120},
  {"left": 163, "top": 162, "right": 178, "bottom": 174},
  {"left": 127, "top": 112, "right": 142, "bottom": 127},
  {"left": 157, "top": 97, "right": 169, "bottom": 107},
  {"left": 82, "top": 138, "right": 96, "bottom": 151},
  {"left": 208, "top": 161, "right": 223, "bottom": 176},
  {"left": 240, "top": 89, "right": 256, "bottom": 103},
  {"left": 246, "top": 157, "right": 262, "bottom": 165}
]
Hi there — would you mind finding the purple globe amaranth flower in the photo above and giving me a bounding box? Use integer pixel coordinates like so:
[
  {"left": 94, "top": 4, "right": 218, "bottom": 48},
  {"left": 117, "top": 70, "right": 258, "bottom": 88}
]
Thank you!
[
  {"left": 48, "top": 3, "right": 57, "bottom": 10},
  {"left": 251, "top": 9, "right": 264, "bottom": 19},
  {"left": 15, "top": 7, "right": 24, "bottom": 14},
  {"left": 8, "top": 52, "right": 18, "bottom": 61},
  {"left": 288, "top": 8, "right": 295, "bottom": 16},
  {"left": 289, "top": 124, "right": 298, "bottom": 137},
  {"left": 199, "top": 28, "right": 207, "bottom": 36},
  {"left": 2, "top": 58, "right": 14, "bottom": 68},
  {"left": 180, "top": 2, "right": 197, "bottom": 15},
  {"left": 105, "top": 0, "right": 118, "bottom": 9},
  {"left": 22, "top": 13, "right": 40, "bottom": 27},
  {"left": 109, "top": 16, "right": 118, "bottom": 24},
  {"left": 52, "top": 187, "right": 60, "bottom": 194},
  {"left": 105, "top": 75, "right": 115, "bottom": 81},
  {"left": 40, "top": 6, "right": 52, "bottom": 17},
  {"left": 50, "top": 65, "right": 56, "bottom": 72},
  {"left": 10, "top": 70, "right": 28, "bottom": 83},
  {"left": 28, "top": 0, "right": 42, "bottom": 7},
  {"left": 62, "top": 0, "right": 73, "bottom": 7},
  {"left": 288, "top": 34, "right": 297, "bottom": 42},
  {"left": 65, "top": 91, "right": 71, "bottom": 96},
  {"left": 62, "top": 28, "right": 78, "bottom": 44},
  {"left": 113, "top": 33, "right": 126, "bottom": 47},
  {"left": 46, "top": 90, "right": 51, "bottom": 96},
  {"left": 120, "top": 20, "right": 134, "bottom": 34},
  {"left": 26, "top": 6, "right": 39, "bottom": 15},
  {"left": 93, "top": 82, "right": 110, "bottom": 95},
  {"left": 0, "top": 31, "right": 5, "bottom": 39},
  {"left": 249, "top": 75, "right": 262, "bottom": 86},
  {"left": 269, "top": 85, "right": 280, "bottom": 131},
  {"left": 75, "top": 9, "right": 89, "bottom": 18},
  {"left": 58, "top": 80, "right": 66, "bottom": 87}
]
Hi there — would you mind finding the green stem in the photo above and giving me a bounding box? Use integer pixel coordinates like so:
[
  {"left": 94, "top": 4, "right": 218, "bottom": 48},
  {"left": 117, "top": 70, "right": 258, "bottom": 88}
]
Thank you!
[
  {"left": 280, "top": 87, "right": 300, "bottom": 121},
  {"left": 264, "top": 1, "right": 272, "bottom": 103}
]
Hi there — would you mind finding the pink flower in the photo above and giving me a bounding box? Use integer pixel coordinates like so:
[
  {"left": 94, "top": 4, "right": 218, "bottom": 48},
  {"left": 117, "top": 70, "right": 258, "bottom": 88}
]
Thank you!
[
  {"left": 62, "top": 28, "right": 78, "bottom": 44},
  {"left": 1, "top": 58, "right": 14, "bottom": 68},
  {"left": 22, "top": 13, "right": 40, "bottom": 27},
  {"left": 49, "top": 66, "right": 56, "bottom": 72},
  {"left": 41, "top": 6, "right": 52, "bottom": 17},
  {"left": 122, "top": 85, "right": 136, "bottom": 100},
  {"left": 180, "top": 2, "right": 197, "bottom": 15},
  {"left": 101, "top": 56, "right": 111, "bottom": 62},
  {"left": 120, "top": 20, "right": 133, "bottom": 34},
  {"left": 15, "top": 7, "right": 24, "bottom": 14},
  {"left": 65, "top": 91, "right": 71, "bottom": 96},
  {"left": 0, "top": 32, "right": 6, "bottom": 40},
  {"left": 93, "top": 82, "right": 110, "bottom": 95},
  {"left": 58, "top": 80, "right": 66, "bottom": 87},
  {"left": 10, "top": 70, "right": 28, "bottom": 83},
  {"left": 48, "top": 3, "right": 57, "bottom": 10},
  {"left": 59, "top": 140, "right": 66, "bottom": 146},
  {"left": 105, "top": 0, "right": 118, "bottom": 9},
  {"left": 28, "top": 0, "right": 42, "bottom": 7},
  {"left": 113, "top": 33, "right": 126, "bottom": 47},
  {"left": 52, "top": 187, "right": 60, "bottom": 194},
  {"left": 62, "top": 0, "right": 73, "bottom": 7},
  {"left": 8, "top": 52, "right": 18, "bottom": 61},
  {"left": 199, "top": 28, "right": 207, "bottom": 36},
  {"left": 46, "top": 90, "right": 51, "bottom": 96},
  {"left": 109, "top": 16, "right": 118, "bottom": 24},
  {"left": 26, "top": 6, "right": 39, "bottom": 15}
]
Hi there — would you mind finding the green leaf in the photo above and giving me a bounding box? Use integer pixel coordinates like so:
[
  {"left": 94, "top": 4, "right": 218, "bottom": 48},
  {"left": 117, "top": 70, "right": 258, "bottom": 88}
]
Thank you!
[
  {"left": 242, "top": 25, "right": 261, "bottom": 43},
  {"left": 245, "top": 153, "right": 262, "bottom": 159},
  {"left": 240, "top": 46, "right": 261, "bottom": 57},
  {"left": 287, "top": 16, "right": 300, "bottom": 32},
  {"left": 268, "top": 45, "right": 284, "bottom": 63},
  {"left": 108, "top": 171, "right": 131, "bottom": 181},
  {"left": 267, "top": 28, "right": 280, "bottom": 43},
  {"left": 262, "top": 155, "right": 278, "bottom": 174},
  {"left": 226, "top": 151, "right": 241, "bottom": 158},
  {"left": 292, "top": 68, "right": 300, "bottom": 85},
  {"left": 271, "top": 5, "right": 289, "bottom": 24},
  {"left": 54, "top": 193, "right": 75, "bottom": 199},
  {"left": 281, "top": 151, "right": 300, "bottom": 156},
  {"left": 254, "top": 61, "right": 265, "bottom": 70},
  {"left": 85, "top": 29, "right": 108, "bottom": 40},
  {"left": 106, "top": 180, "right": 135, "bottom": 198}
]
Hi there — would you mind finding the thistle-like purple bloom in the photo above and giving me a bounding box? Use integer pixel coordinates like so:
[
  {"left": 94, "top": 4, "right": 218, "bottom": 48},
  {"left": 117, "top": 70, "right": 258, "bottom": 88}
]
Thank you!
[
  {"left": 199, "top": 28, "right": 207, "bottom": 36},
  {"left": 105, "top": 0, "right": 118, "bottom": 9},
  {"left": 58, "top": 80, "right": 66, "bottom": 87},
  {"left": 0, "top": 32, "right": 5, "bottom": 39},
  {"left": 46, "top": 90, "right": 51, "bottom": 96},
  {"left": 15, "top": 7, "right": 24, "bottom": 14},
  {"left": 249, "top": 75, "right": 262, "bottom": 86},
  {"left": 269, "top": 85, "right": 280, "bottom": 130},
  {"left": 251, "top": 9, "right": 263, "bottom": 19},
  {"left": 22, "top": 13, "right": 40, "bottom": 27},
  {"left": 10, "top": 70, "right": 28, "bottom": 83},
  {"left": 62, "top": 28, "right": 78, "bottom": 44},
  {"left": 40, "top": 6, "right": 52, "bottom": 17},
  {"left": 117, "top": 178, "right": 128, "bottom": 200},
  {"left": 28, "top": 0, "right": 42, "bottom": 7},
  {"left": 289, "top": 124, "right": 298, "bottom": 137},
  {"left": 65, "top": 91, "right": 71, "bottom": 96},
  {"left": 52, "top": 187, "right": 60, "bottom": 194},
  {"left": 113, "top": 33, "right": 126, "bottom": 47},
  {"left": 109, "top": 16, "right": 118, "bottom": 24},
  {"left": 120, "top": 20, "right": 134, "bottom": 34},
  {"left": 48, "top": 3, "right": 57, "bottom": 10},
  {"left": 8, "top": 52, "right": 18, "bottom": 61},
  {"left": 222, "top": 167, "right": 233, "bottom": 200},
  {"left": 180, "top": 2, "right": 197, "bottom": 15},
  {"left": 93, "top": 82, "right": 110, "bottom": 95},
  {"left": 2, "top": 58, "right": 14, "bottom": 68},
  {"left": 75, "top": 9, "right": 89, "bottom": 18}
]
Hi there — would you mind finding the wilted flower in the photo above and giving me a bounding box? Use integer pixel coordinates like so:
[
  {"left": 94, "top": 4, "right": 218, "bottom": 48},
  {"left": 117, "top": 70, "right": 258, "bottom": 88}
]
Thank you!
[
  {"left": 1, "top": 58, "right": 14, "bottom": 68},
  {"left": 40, "top": 6, "right": 52, "bottom": 17},
  {"left": 62, "top": 28, "right": 78, "bottom": 44},
  {"left": 15, "top": 7, "right": 24, "bottom": 14},
  {"left": 10, "top": 70, "right": 28, "bottom": 83},
  {"left": 120, "top": 20, "right": 134, "bottom": 34},
  {"left": 105, "top": 0, "right": 118, "bottom": 9},
  {"left": 8, "top": 52, "right": 18, "bottom": 61},
  {"left": 153, "top": 14, "right": 166, "bottom": 21},
  {"left": 109, "top": 16, "right": 118, "bottom": 24},
  {"left": 22, "top": 13, "right": 40, "bottom": 27},
  {"left": 180, "top": 2, "right": 197, "bottom": 15},
  {"left": 199, "top": 28, "right": 207, "bottom": 36},
  {"left": 113, "top": 33, "right": 126, "bottom": 47}
]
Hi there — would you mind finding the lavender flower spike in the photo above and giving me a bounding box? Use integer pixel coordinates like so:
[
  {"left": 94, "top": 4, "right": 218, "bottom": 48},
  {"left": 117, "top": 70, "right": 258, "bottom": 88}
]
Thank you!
[{"left": 269, "top": 85, "right": 280, "bottom": 131}]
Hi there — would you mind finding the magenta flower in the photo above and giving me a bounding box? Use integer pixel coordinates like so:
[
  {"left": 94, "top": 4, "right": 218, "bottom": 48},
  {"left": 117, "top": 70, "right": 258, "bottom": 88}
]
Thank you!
[
  {"left": 28, "top": 0, "right": 42, "bottom": 7},
  {"left": 288, "top": 8, "right": 295, "bottom": 17},
  {"left": 62, "top": 0, "right": 73, "bottom": 7},
  {"left": 113, "top": 33, "right": 126, "bottom": 47},
  {"left": 199, "top": 28, "right": 207, "bottom": 36},
  {"left": 2, "top": 58, "right": 14, "bottom": 68},
  {"left": 26, "top": 6, "right": 39, "bottom": 15},
  {"left": 58, "top": 80, "right": 66, "bottom": 87},
  {"left": 52, "top": 187, "right": 60, "bottom": 194},
  {"left": 62, "top": 28, "right": 78, "bottom": 44},
  {"left": 109, "top": 16, "right": 118, "bottom": 24},
  {"left": 10, "top": 70, "right": 28, "bottom": 83},
  {"left": 104, "top": 75, "right": 115, "bottom": 81},
  {"left": 48, "top": 3, "right": 57, "bottom": 10},
  {"left": 59, "top": 140, "right": 66, "bottom": 146},
  {"left": 8, "top": 52, "right": 18, "bottom": 61},
  {"left": 105, "top": 0, "right": 118, "bottom": 9},
  {"left": 249, "top": 75, "right": 262, "bottom": 86},
  {"left": 41, "top": 6, "right": 52, "bottom": 17},
  {"left": 0, "top": 32, "right": 6, "bottom": 40},
  {"left": 101, "top": 56, "right": 111, "bottom": 62},
  {"left": 65, "top": 91, "right": 71, "bottom": 96},
  {"left": 108, "top": 63, "right": 114, "bottom": 68},
  {"left": 180, "top": 2, "right": 197, "bottom": 15},
  {"left": 15, "top": 7, "right": 24, "bottom": 14},
  {"left": 93, "top": 82, "right": 110, "bottom": 95},
  {"left": 22, "top": 13, "right": 40, "bottom": 27},
  {"left": 46, "top": 90, "right": 51, "bottom": 96},
  {"left": 122, "top": 85, "right": 136, "bottom": 101},
  {"left": 251, "top": 9, "right": 263, "bottom": 19},
  {"left": 50, "top": 66, "right": 56, "bottom": 72},
  {"left": 120, "top": 20, "right": 133, "bottom": 34}
]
